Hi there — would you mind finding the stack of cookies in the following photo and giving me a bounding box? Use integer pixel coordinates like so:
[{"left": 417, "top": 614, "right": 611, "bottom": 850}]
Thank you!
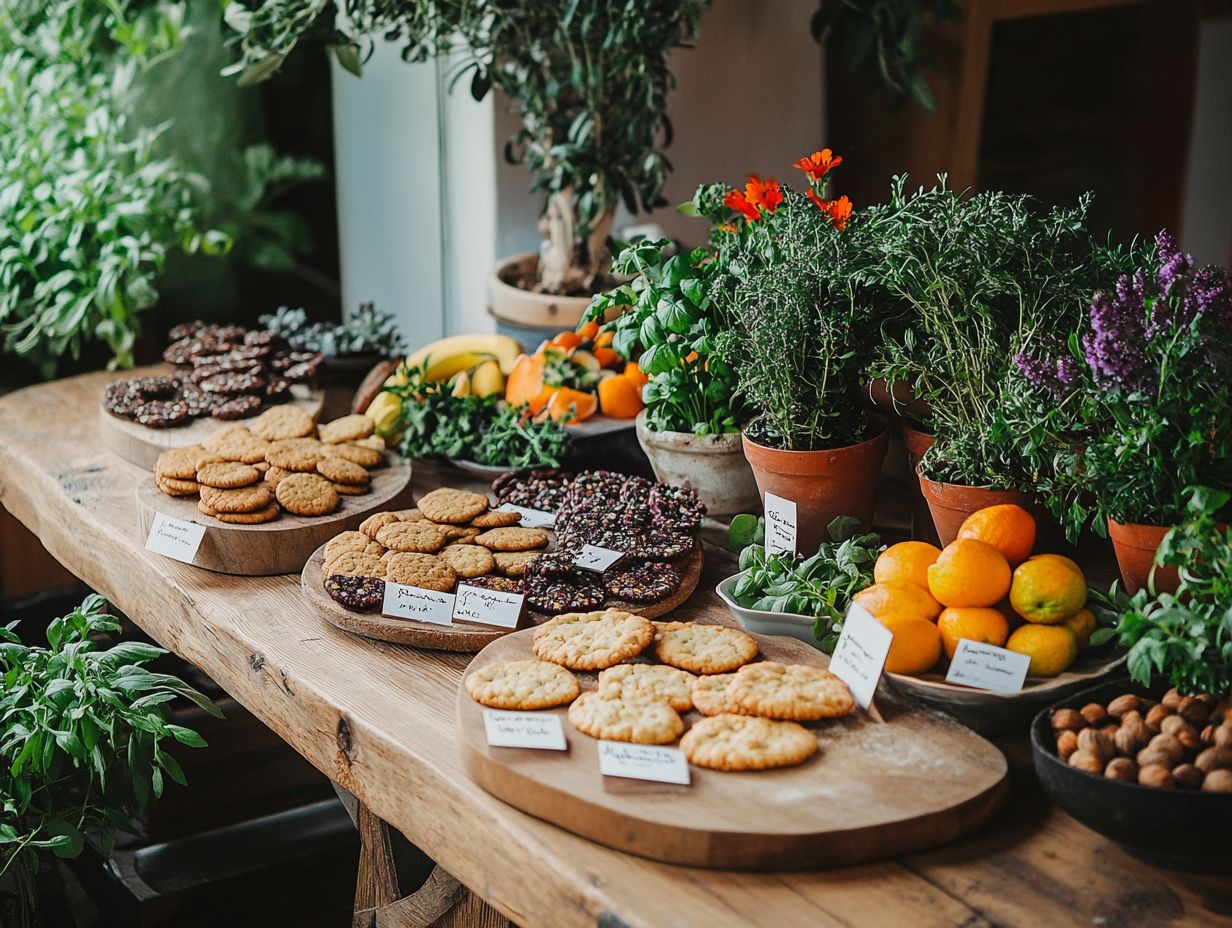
[
  {"left": 153, "top": 408, "right": 385, "bottom": 524},
  {"left": 465, "top": 611, "right": 856, "bottom": 773}
]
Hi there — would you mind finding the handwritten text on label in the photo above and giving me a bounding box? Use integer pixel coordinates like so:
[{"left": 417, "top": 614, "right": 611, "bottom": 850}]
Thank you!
[
  {"left": 483, "top": 711, "right": 567, "bottom": 750},
  {"left": 494, "top": 504, "right": 556, "bottom": 529},
  {"left": 945, "top": 639, "right": 1031, "bottom": 693},
  {"left": 763, "top": 492, "right": 798, "bottom": 556},
  {"left": 829, "top": 602, "right": 893, "bottom": 710},
  {"left": 597, "top": 741, "right": 691, "bottom": 785},
  {"left": 381, "top": 584, "right": 455, "bottom": 626},
  {"left": 573, "top": 545, "right": 625, "bottom": 573},
  {"left": 453, "top": 584, "right": 524, "bottom": 628},
  {"left": 144, "top": 514, "right": 205, "bottom": 565}
]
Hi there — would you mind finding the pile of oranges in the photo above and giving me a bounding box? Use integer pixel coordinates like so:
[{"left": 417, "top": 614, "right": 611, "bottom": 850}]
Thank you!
[{"left": 852, "top": 504, "right": 1095, "bottom": 679}]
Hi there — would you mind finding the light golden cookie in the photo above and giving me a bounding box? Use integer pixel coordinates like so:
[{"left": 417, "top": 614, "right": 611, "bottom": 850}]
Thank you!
[
  {"left": 438, "top": 525, "right": 481, "bottom": 543},
  {"left": 690, "top": 674, "right": 751, "bottom": 717},
  {"left": 376, "top": 521, "right": 447, "bottom": 553},
  {"left": 471, "top": 508, "right": 521, "bottom": 528},
  {"left": 317, "top": 455, "right": 370, "bottom": 486},
  {"left": 202, "top": 424, "right": 250, "bottom": 451},
  {"left": 263, "top": 465, "right": 293, "bottom": 488},
  {"left": 729, "top": 662, "right": 855, "bottom": 721},
  {"left": 155, "top": 445, "right": 205, "bottom": 481},
  {"left": 567, "top": 690, "right": 683, "bottom": 745},
  {"left": 531, "top": 609, "right": 654, "bottom": 671},
  {"left": 248, "top": 405, "right": 316, "bottom": 441},
  {"left": 323, "top": 442, "right": 383, "bottom": 468},
  {"left": 680, "top": 714, "right": 818, "bottom": 771},
  {"left": 466, "top": 660, "right": 580, "bottom": 710},
  {"left": 493, "top": 551, "right": 536, "bottom": 577},
  {"left": 325, "top": 531, "right": 375, "bottom": 563},
  {"left": 474, "top": 527, "right": 549, "bottom": 552},
  {"left": 325, "top": 541, "right": 384, "bottom": 574},
  {"left": 383, "top": 552, "right": 457, "bottom": 591},
  {"left": 417, "top": 488, "right": 488, "bottom": 525},
  {"left": 196, "top": 461, "right": 260, "bottom": 489},
  {"left": 275, "top": 472, "right": 339, "bottom": 516},
  {"left": 331, "top": 481, "right": 369, "bottom": 496},
  {"left": 326, "top": 549, "right": 387, "bottom": 579},
  {"left": 200, "top": 484, "right": 273, "bottom": 514},
  {"left": 359, "top": 512, "right": 402, "bottom": 540},
  {"left": 252, "top": 461, "right": 270, "bottom": 474},
  {"left": 653, "top": 622, "right": 758, "bottom": 675},
  {"left": 394, "top": 508, "right": 426, "bottom": 522},
  {"left": 438, "top": 544, "right": 496, "bottom": 579},
  {"left": 207, "top": 430, "right": 269, "bottom": 465},
  {"left": 265, "top": 440, "right": 320, "bottom": 473},
  {"left": 156, "top": 475, "right": 200, "bottom": 497},
  {"left": 356, "top": 435, "right": 386, "bottom": 452},
  {"left": 214, "top": 503, "right": 281, "bottom": 525},
  {"left": 319, "top": 413, "right": 375, "bottom": 444},
  {"left": 598, "top": 663, "right": 696, "bottom": 713}
]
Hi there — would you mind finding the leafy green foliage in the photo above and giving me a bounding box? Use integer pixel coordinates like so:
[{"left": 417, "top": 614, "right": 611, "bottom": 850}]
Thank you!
[
  {"left": 1090, "top": 487, "right": 1232, "bottom": 697},
  {"left": 733, "top": 517, "right": 883, "bottom": 651},
  {"left": 0, "top": 595, "right": 218, "bottom": 903},
  {"left": 260, "top": 304, "right": 406, "bottom": 358}
]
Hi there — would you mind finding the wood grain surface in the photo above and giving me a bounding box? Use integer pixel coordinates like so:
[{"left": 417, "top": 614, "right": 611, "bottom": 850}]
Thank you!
[
  {"left": 134, "top": 461, "right": 413, "bottom": 576},
  {"left": 2, "top": 370, "right": 1230, "bottom": 928},
  {"left": 98, "top": 381, "right": 324, "bottom": 470},
  {"left": 459, "top": 630, "right": 1008, "bottom": 869}
]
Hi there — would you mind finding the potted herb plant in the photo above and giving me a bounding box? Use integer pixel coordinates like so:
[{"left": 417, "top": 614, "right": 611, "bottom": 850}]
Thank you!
[
  {"left": 227, "top": 1, "right": 710, "bottom": 327},
  {"left": 1013, "top": 232, "right": 1232, "bottom": 592},
  {"left": 585, "top": 233, "right": 756, "bottom": 516},
  {"left": 0, "top": 595, "right": 217, "bottom": 928},
  {"left": 260, "top": 303, "right": 406, "bottom": 375}
]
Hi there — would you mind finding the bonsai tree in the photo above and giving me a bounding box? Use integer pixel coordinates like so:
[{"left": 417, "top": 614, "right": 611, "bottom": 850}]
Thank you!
[{"left": 227, "top": 0, "right": 710, "bottom": 295}]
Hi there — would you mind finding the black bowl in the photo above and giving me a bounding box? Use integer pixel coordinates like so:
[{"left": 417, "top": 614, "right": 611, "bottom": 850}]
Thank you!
[{"left": 1031, "top": 677, "right": 1232, "bottom": 870}]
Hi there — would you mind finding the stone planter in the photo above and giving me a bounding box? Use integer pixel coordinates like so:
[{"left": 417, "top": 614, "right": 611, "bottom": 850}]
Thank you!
[
  {"left": 635, "top": 411, "right": 759, "bottom": 517},
  {"left": 488, "top": 253, "right": 593, "bottom": 333}
]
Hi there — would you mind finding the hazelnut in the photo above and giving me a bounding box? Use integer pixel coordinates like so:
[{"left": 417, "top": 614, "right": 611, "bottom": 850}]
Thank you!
[
  {"left": 1148, "top": 733, "right": 1184, "bottom": 764},
  {"left": 1104, "top": 757, "right": 1138, "bottom": 782},
  {"left": 1120, "top": 709, "right": 1143, "bottom": 726},
  {"left": 1162, "top": 688, "right": 1182, "bottom": 710},
  {"left": 1144, "top": 704, "right": 1171, "bottom": 732},
  {"left": 1100, "top": 722, "right": 1120, "bottom": 739},
  {"left": 1080, "top": 703, "right": 1109, "bottom": 727},
  {"left": 1172, "top": 763, "right": 1204, "bottom": 790},
  {"left": 1195, "top": 746, "right": 1232, "bottom": 773},
  {"left": 1077, "top": 728, "right": 1115, "bottom": 763},
  {"left": 1202, "top": 769, "right": 1232, "bottom": 792},
  {"left": 1114, "top": 725, "right": 1144, "bottom": 757},
  {"left": 1160, "top": 716, "right": 1199, "bottom": 752},
  {"left": 1107, "top": 694, "right": 1141, "bottom": 718},
  {"left": 1121, "top": 715, "right": 1149, "bottom": 748},
  {"left": 1216, "top": 724, "right": 1232, "bottom": 749},
  {"left": 1056, "top": 729, "right": 1079, "bottom": 761},
  {"left": 1177, "top": 696, "right": 1209, "bottom": 728},
  {"left": 1200, "top": 724, "right": 1217, "bottom": 746},
  {"left": 1051, "top": 708, "right": 1086, "bottom": 732},
  {"left": 1137, "top": 763, "right": 1174, "bottom": 788},
  {"left": 1137, "top": 747, "right": 1176, "bottom": 769},
  {"left": 1068, "top": 750, "right": 1103, "bottom": 775}
]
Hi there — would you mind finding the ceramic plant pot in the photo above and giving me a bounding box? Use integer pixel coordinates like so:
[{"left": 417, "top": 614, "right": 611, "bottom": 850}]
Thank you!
[
  {"left": 741, "top": 416, "right": 890, "bottom": 555},
  {"left": 1107, "top": 519, "right": 1179, "bottom": 595},
  {"left": 487, "top": 253, "right": 593, "bottom": 332},
  {"left": 916, "top": 471, "right": 1045, "bottom": 547},
  {"left": 635, "top": 411, "right": 760, "bottom": 517}
]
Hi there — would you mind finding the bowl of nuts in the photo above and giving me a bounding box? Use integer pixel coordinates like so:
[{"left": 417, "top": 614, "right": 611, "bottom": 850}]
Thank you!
[{"left": 1032, "top": 679, "right": 1232, "bottom": 866}]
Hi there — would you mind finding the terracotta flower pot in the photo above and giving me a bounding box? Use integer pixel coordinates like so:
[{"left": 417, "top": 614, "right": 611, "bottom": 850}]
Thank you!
[
  {"left": 635, "top": 411, "right": 760, "bottom": 517},
  {"left": 916, "top": 471, "right": 1044, "bottom": 548},
  {"left": 901, "top": 422, "right": 939, "bottom": 545},
  {"left": 741, "top": 417, "right": 890, "bottom": 555},
  {"left": 1107, "top": 519, "right": 1179, "bottom": 596},
  {"left": 901, "top": 421, "right": 936, "bottom": 473}
]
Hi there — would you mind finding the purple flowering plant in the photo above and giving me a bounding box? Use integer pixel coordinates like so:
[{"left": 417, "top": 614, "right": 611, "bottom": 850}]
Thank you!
[{"left": 1013, "top": 231, "right": 1232, "bottom": 535}]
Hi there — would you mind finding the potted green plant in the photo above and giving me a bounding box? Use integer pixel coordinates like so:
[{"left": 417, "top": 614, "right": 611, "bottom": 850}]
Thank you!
[
  {"left": 0, "top": 595, "right": 217, "bottom": 928},
  {"left": 260, "top": 303, "right": 406, "bottom": 375},
  {"left": 585, "top": 232, "right": 756, "bottom": 516},
  {"left": 1013, "top": 231, "right": 1232, "bottom": 592},
  {"left": 227, "top": 0, "right": 710, "bottom": 328}
]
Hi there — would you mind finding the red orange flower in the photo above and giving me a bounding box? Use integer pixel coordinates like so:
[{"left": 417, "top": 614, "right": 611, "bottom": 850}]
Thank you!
[
  {"left": 794, "top": 148, "right": 843, "bottom": 182},
  {"left": 806, "top": 190, "right": 853, "bottom": 230},
  {"left": 724, "top": 188, "right": 760, "bottom": 221},
  {"left": 724, "top": 174, "right": 782, "bottom": 222}
]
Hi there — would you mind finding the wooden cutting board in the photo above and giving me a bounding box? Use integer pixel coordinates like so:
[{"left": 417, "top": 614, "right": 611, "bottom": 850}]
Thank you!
[
  {"left": 458, "top": 629, "right": 1009, "bottom": 870},
  {"left": 134, "top": 459, "right": 413, "bottom": 576},
  {"left": 100, "top": 384, "right": 324, "bottom": 469}
]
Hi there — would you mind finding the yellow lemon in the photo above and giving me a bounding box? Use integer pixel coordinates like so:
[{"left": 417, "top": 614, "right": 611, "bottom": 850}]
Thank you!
[
  {"left": 1006, "top": 624, "right": 1078, "bottom": 677},
  {"left": 1009, "top": 554, "right": 1087, "bottom": 624}
]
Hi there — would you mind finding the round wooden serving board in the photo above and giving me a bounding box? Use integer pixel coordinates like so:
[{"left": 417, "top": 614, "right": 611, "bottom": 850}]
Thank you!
[
  {"left": 100, "top": 384, "right": 324, "bottom": 470},
  {"left": 458, "top": 630, "right": 1009, "bottom": 871},
  {"left": 135, "top": 459, "right": 413, "bottom": 576}
]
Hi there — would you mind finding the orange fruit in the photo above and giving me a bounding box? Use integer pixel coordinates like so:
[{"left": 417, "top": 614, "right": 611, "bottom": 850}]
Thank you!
[
  {"left": 926, "top": 539, "right": 1011, "bottom": 607},
  {"left": 1009, "top": 554, "right": 1086, "bottom": 624},
  {"left": 596, "top": 373, "right": 644, "bottom": 419},
  {"left": 576, "top": 320, "right": 600, "bottom": 340},
  {"left": 623, "top": 360, "right": 649, "bottom": 387},
  {"left": 1006, "top": 624, "right": 1078, "bottom": 677},
  {"left": 593, "top": 346, "right": 621, "bottom": 368},
  {"left": 549, "top": 331, "right": 584, "bottom": 351},
  {"left": 545, "top": 387, "right": 597, "bottom": 423},
  {"left": 957, "top": 504, "right": 1036, "bottom": 566},
  {"left": 874, "top": 541, "right": 942, "bottom": 591},
  {"left": 594, "top": 330, "right": 615, "bottom": 350},
  {"left": 504, "top": 354, "right": 546, "bottom": 407},
  {"left": 876, "top": 613, "right": 943, "bottom": 675},
  {"left": 527, "top": 385, "right": 556, "bottom": 415},
  {"left": 1062, "top": 607, "right": 1097, "bottom": 652},
  {"left": 853, "top": 581, "right": 942, "bottom": 624},
  {"left": 936, "top": 607, "right": 1010, "bottom": 659}
]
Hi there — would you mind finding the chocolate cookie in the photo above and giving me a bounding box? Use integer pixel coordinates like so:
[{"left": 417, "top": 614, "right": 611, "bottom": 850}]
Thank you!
[
  {"left": 199, "top": 370, "right": 266, "bottom": 396},
  {"left": 464, "top": 575, "right": 526, "bottom": 595},
  {"left": 325, "top": 574, "right": 386, "bottom": 611},
  {"left": 648, "top": 483, "right": 707, "bottom": 531},
  {"left": 603, "top": 562, "right": 682, "bottom": 603},
  {"left": 634, "top": 528, "right": 695, "bottom": 561},
  {"left": 133, "top": 400, "right": 189, "bottom": 429},
  {"left": 525, "top": 574, "right": 606, "bottom": 613},
  {"left": 211, "top": 395, "right": 263, "bottom": 420}
]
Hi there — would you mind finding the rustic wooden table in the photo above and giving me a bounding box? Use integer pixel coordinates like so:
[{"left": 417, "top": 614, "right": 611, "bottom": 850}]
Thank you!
[{"left": 1, "top": 370, "right": 1229, "bottom": 928}]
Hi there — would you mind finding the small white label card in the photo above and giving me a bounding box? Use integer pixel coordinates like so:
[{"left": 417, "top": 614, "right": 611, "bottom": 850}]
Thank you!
[
  {"left": 494, "top": 503, "right": 556, "bottom": 529},
  {"left": 763, "top": 492, "right": 798, "bottom": 556},
  {"left": 483, "top": 710, "right": 567, "bottom": 751},
  {"left": 573, "top": 544, "right": 625, "bottom": 573},
  {"left": 453, "top": 584, "right": 524, "bottom": 628},
  {"left": 829, "top": 602, "right": 893, "bottom": 711},
  {"left": 597, "top": 741, "right": 691, "bottom": 785},
  {"left": 381, "top": 584, "right": 456, "bottom": 626},
  {"left": 144, "top": 514, "right": 206, "bottom": 565},
  {"left": 945, "top": 639, "right": 1031, "bottom": 693}
]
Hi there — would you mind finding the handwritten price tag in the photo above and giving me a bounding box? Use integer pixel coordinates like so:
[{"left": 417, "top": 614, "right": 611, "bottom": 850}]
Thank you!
[
  {"left": 573, "top": 544, "right": 625, "bottom": 573},
  {"left": 829, "top": 603, "right": 893, "bottom": 710},
  {"left": 453, "top": 584, "right": 524, "bottom": 628},
  {"left": 483, "top": 710, "right": 566, "bottom": 750},
  {"left": 945, "top": 639, "right": 1031, "bottom": 693},
  {"left": 763, "top": 492, "right": 798, "bottom": 556},
  {"left": 597, "top": 741, "right": 690, "bottom": 785},
  {"left": 494, "top": 503, "right": 556, "bottom": 529},
  {"left": 382, "top": 584, "right": 456, "bottom": 626},
  {"left": 144, "top": 514, "right": 205, "bottom": 565}
]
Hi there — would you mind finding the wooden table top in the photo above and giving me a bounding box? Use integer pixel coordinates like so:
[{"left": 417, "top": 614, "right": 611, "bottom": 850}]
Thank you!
[{"left": 1, "top": 370, "right": 1229, "bottom": 928}]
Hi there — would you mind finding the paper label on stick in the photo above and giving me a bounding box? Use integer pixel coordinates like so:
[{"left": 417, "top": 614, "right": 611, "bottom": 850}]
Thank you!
[
  {"left": 144, "top": 514, "right": 205, "bottom": 565},
  {"left": 829, "top": 603, "right": 893, "bottom": 710},
  {"left": 483, "top": 710, "right": 566, "bottom": 750},
  {"left": 494, "top": 503, "right": 556, "bottom": 529},
  {"left": 763, "top": 492, "right": 798, "bottom": 556},
  {"left": 453, "top": 584, "right": 524, "bottom": 628},
  {"left": 573, "top": 545, "right": 625, "bottom": 573},
  {"left": 597, "top": 741, "right": 691, "bottom": 785},
  {"left": 381, "top": 584, "right": 455, "bottom": 626},
  {"left": 945, "top": 639, "right": 1031, "bottom": 693}
]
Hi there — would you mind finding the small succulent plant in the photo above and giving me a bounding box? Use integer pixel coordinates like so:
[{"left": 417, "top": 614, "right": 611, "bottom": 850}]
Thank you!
[{"left": 259, "top": 303, "right": 406, "bottom": 358}]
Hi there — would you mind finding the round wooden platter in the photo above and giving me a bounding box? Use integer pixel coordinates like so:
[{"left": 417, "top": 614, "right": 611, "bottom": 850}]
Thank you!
[
  {"left": 100, "top": 383, "right": 324, "bottom": 470},
  {"left": 134, "top": 458, "right": 413, "bottom": 577},
  {"left": 457, "top": 629, "right": 1009, "bottom": 871}
]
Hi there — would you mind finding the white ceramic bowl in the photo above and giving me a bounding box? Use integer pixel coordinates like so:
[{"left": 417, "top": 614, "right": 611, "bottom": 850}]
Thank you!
[{"left": 715, "top": 573, "right": 824, "bottom": 650}]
